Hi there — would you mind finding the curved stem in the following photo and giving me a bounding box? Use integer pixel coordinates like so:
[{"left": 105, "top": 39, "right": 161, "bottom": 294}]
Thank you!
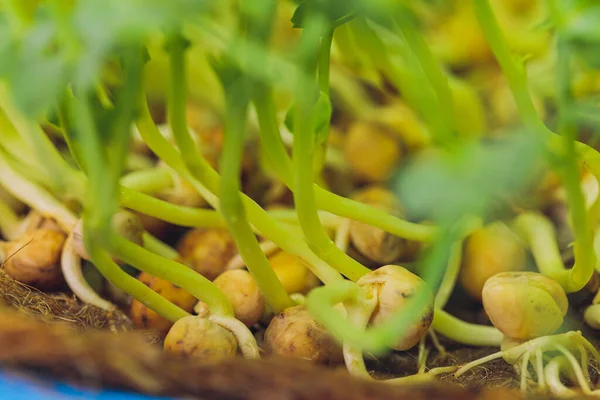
[
  {"left": 119, "top": 186, "right": 226, "bottom": 228},
  {"left": 61, "top": 231, "right": 115, "bottom": 311},
  {"left": 120, "top": 167, "right": 174, "bottom": 194},
  {"left": 554, "top": 34, "right": 595, "bottom": 293},
  {"left": 472, "top": 0, "right": 552, "bottom": 138},
  {"left": 513, "top": 212, "right": 583, "bottom": 292},
  {"left": 209, "top": 315, "right": 261, "bottom": 359},
  {"left": 292, "top": 23, "right": 370, "bottom": 281},
  {"left": 434, "top": 241, "right": 463, "bottom": 309},
  {"left": 0, "top": 150, "right": 77, "bottom": 232},
  {"left": 343, "top": 288, "right": 378, "bottom": 379},
  {"left": 136, "top": 88, "right": 342, "bottom": 285},
  {"left": 217, "top": 86, "right": 292, "bottom": 313},
  {"left": 583, "top": 303, "right": 600, "bottom": 330},
  {"left": 83, "top": 228, "right": 188, "bottom": 322},
  {"left": 431, "top": 309, "right": 504, "bottom": 347},
  {"left": 142, "top": 232, "right": 179, "bottom": 260},
  {"left": 253, "top": 91, "right": 438, "bottom": 242},
  {"left": 108, "top": 233, "right": 234, "bottom": 317},
  {"left": 168, "top": 31, "right": 292, "bottom": 313},
  {"left": 545, "top": 356, "right": 577, "bottom": 397},
  {"left": 392, "top": 12, "right": 455, "bottom": 140}
]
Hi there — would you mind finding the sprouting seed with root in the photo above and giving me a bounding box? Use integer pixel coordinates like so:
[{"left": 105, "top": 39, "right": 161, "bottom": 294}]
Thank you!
[{"left": 455, "top": 331, "right": 600, "bottom": 395}]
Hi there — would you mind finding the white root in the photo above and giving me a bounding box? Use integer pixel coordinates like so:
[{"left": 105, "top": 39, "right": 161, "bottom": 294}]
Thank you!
[
  {"left": 334, "top": 218, "right": 351, "bottom": 253},
  {"left": 342, "top": 291, "right": 378, "bottom": 379},
  {"left": 61, "top": 231, "right": 116, "bottom": 311},
  {"left": 545, "top": 356, "right": 578, "bottom": 397},
  {"left": 209, "top": 314, "right": 261, "bottom": 359},
  {"left": 0, "top": 155, "right": 77, "bottom": 232},
  {"left": 456, "top": 331, "right": 600, "bottom": 396}
]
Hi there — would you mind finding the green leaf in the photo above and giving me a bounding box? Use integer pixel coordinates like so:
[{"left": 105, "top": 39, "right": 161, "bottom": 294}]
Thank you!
[
  {"left": 395, "top": 134, "right": 546, "bottom": 222},
  {"left": 291, "top": 0, "right": 360, "bottom": 29},
  {"left": 283, "top": 90, "right": 331, "bottom": 144}
]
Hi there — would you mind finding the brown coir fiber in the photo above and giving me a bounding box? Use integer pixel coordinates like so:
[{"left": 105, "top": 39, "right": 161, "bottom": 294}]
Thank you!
[
  {"left": 0, "top": 308, "right": 530, "bottom": 400},
  {"left": 0, "top": 269, "right": 131, "bottom": 332}
]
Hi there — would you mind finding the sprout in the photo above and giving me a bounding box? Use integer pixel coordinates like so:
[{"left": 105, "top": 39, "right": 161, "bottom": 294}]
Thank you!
[
  {"left": 164, "top": 315, "right": 238, "bottom": 362},
  {"left": 482, "top": 272, "right": 568, "bottom": 340},
  {"left": 348, "top": 186, "right": 407, "bottom": 264},
  {"left": 212, "top": 270, "right": 265, "bottom": 327},
  {"left": 267, "top": 251, "right": 320, "bottom": 294},
  {"left": 2, "top": 228, "right": 66, "bottom": 291},
  {"left": 356, "top": 265, "right": 434, "bottom": 350},
  {"left": 72, "top": 209, "right": 144, "bottom": 263},
  {"left": 176, "top": 227, "right": 237, "bottom": 281},
  {"left": 130, "top": 271, "right": 198, "bottom": 337},
  {"left": 343, "top": 121, "right": 402, "bottom": 183},
  {"left": 263, "top": 305, "right": 343, "bottom": 364},
  {"left": 459, "top": 221, "right": 526, "bottom": 301}
]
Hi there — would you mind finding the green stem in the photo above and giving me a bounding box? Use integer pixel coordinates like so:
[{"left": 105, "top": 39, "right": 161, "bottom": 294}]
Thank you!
[
  {"left": 83, "top": 227, "right": 188, "bottom": 322},
  {"left": 0, "top": 148, "right": 77, "bottom": 231},
  {"left": 253, "top": 90, "right": 293, "bottom": 184},
  {"left": 219, "top": 87, "right": 292, "bottom": 313},
  {"left": 142, "top": 232, "right": 179, "bottom": 260},
  {"left": 293, "top": 24, "right": 370, "bottom": 282},
  {"left": 554, "top": 35, "right": 595, "bottom": 292},
  {"left": 472, "top": 0, "right": 551, "bottom": 138},
  {"left": 136, "top": 89, "right": 342, "bottom": 285},
  {"left": 392, "top": 12, "right": 455, "bottom": 138},
  {"left": 513, "top": 212, "right": 578, "bottom": 291},
  {"left": 168, "top": 28, "right": 292, "bottom": 312},
  {"left": 166, "top": 34, "right": 206, "bottom": 177},
  {"left": 0, "top": 86, "right": 78, "bottom": 195},
  {"left": 432, "top": 309, "right": 503, "bottom": 347},
  {"left": 253, "top": 84, "right": 437, "bottom": 242},
  {"left": 119, "top": 186, "right": 226, "bottom": 228},
  {"left": 108, "top": 233, "right": 233, "bottom": 316},
  {"left": 318, "top": 29, "right": 334, "bottom": 94},
  {"left": 120, "top": 167, "right": 174, "bottom": 194},
  {"left": 434, "top": 241, "right": 463, "bottom": 309},
  {"left": 474, "top": 0, "right": 595, "bottom": 291}
]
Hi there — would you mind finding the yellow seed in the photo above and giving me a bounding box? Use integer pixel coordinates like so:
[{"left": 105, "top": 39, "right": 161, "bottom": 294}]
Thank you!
[
  {"left": 268, "top": 251, "right": 320, "bottom": 294},
  {"left": 343, "top": 121, "right": 401, "bottom": 183},
  {"left": 164, "top": 316, "right": 238, "bottom": 362},
  {"left": 459, "top": 222, "right": 526, "bottom": 301},
  {"left": 357, "top": 265, "right": 434, "bottom": 351},
  {"left": 482, "top": 272, "right": 568, "bottom": 340},
  {"left": 213, "top": 270, "right": 265, "bottom": 327}
]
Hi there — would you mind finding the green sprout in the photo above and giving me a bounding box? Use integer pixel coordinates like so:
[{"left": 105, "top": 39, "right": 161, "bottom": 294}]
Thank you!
[{"left": 1, "top": 0, "right": 600, "bottom": 393}]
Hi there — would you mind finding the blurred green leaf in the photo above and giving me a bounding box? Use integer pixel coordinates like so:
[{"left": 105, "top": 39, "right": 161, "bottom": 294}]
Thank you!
[
  {"left": 291, "top": 0, "right": 359, "bottom": 29},
  {"left": 395, "top": 133, "right": 546, "bottom": 222},
  {"left": 0, "top": 0, "right": 210, "bottom": 117},
  {"left": 284, "top": 90, "right": 331, "bottom": 144}
]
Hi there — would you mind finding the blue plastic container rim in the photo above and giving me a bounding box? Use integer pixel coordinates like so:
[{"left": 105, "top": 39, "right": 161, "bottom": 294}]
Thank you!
[{"left": 0, "top": 370, "right": 176, "bottom": 400}]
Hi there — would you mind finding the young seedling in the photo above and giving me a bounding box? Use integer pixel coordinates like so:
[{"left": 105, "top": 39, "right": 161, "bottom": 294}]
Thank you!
[{"left": 455, "top": 331, "right": 600, "bottom": 394}]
